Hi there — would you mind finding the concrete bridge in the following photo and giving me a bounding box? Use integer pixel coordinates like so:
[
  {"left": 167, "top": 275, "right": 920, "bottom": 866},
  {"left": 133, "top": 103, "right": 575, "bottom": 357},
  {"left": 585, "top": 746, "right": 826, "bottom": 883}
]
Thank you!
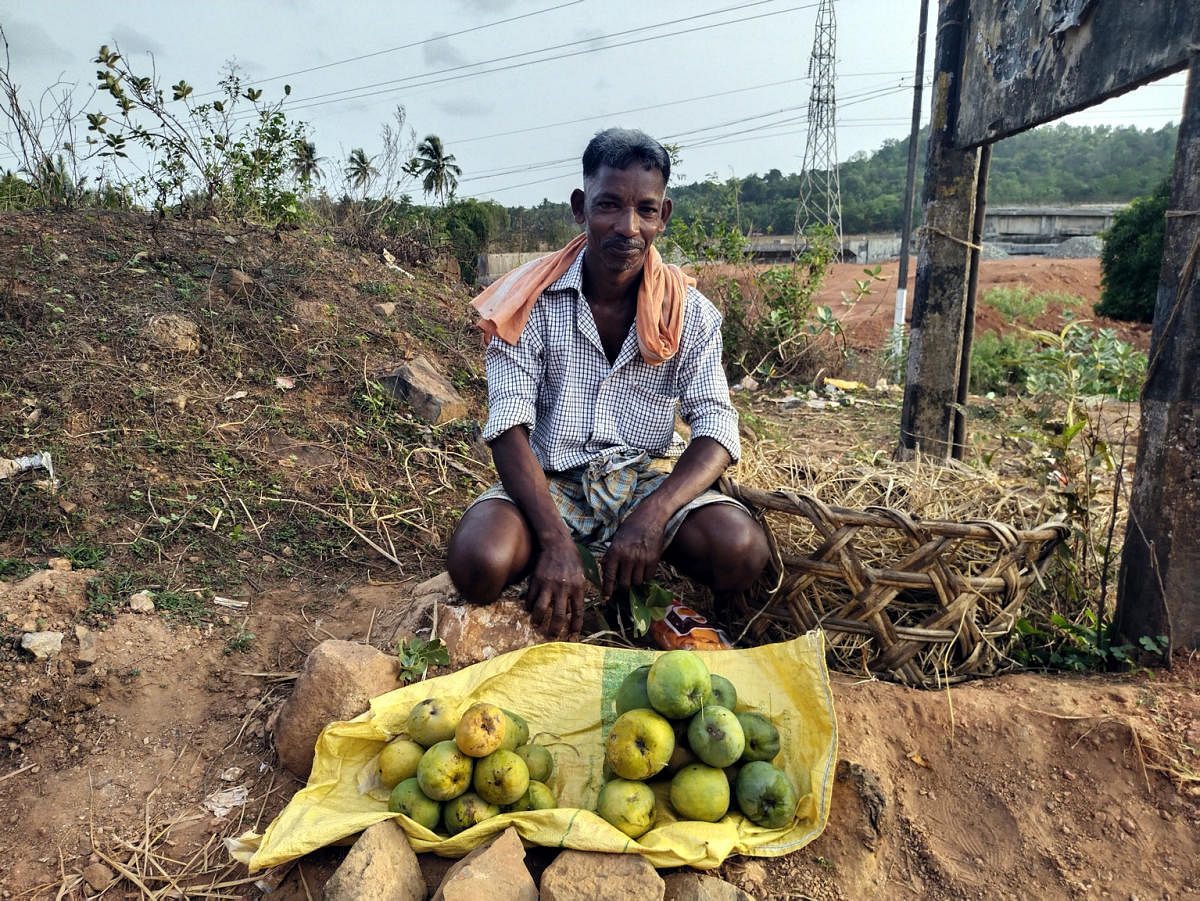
[{"left": 477, "top": 204, "right": 1126, "bottom": 281}]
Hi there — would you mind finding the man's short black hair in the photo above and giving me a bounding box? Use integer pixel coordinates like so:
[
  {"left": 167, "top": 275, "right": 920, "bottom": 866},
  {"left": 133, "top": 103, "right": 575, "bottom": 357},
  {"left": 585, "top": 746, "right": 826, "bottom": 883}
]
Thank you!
[{"left": 582, "top": 128, "right": 670, "bottom": 186}]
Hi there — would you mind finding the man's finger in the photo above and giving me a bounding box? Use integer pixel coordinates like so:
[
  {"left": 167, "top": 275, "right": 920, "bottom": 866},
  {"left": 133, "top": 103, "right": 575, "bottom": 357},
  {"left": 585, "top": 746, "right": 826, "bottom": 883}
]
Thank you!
[
  {"left": 569, "top": 593, "right": 585, "bottom": 637},
  {"left": 528, "top": 582, "right": 552, "bottom": 628}
]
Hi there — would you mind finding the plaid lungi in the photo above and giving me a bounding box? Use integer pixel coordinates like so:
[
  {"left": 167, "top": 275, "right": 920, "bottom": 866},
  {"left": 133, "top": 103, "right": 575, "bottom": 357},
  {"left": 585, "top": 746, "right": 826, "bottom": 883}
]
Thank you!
[{"left": 468, "top": 447, "right": 747, "bottom": 553}]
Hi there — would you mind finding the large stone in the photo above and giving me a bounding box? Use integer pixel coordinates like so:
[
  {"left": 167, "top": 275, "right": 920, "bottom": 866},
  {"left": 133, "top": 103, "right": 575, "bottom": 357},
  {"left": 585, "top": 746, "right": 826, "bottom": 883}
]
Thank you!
[
  {"left": 270, "top": 640, "right": 402, "bottom": 779},
  {"left": 438, "top": 598, "right": 540, "bottom": 667},
  {"left": 323, "top": 820, "right": 425, "bottom": 901},
  {"left": 433, "top": 827, "right": 536, "bottom": 901},
  {"left": 82, "top": 862, "right": 115, "bottom": 892},
  {"left": 21, "top": 631, "right": 64, "bottom": 659},
  {"left": 379, "top": 357, "right": 468, "bottom": 425},
  {"left": 663, "top": 871, "right": 755, "bottom": 900},
  {"left": 128, "top": 590, "right": 156, "bottom": 613},
  {"left": 540, "top": 851, "right": 664, "bottom": 901},
  {"left": 76, "top": 624, "right": 98, "bottom": 665},
  {"left": 147, "top": 313, "right": 202, "bottom": 354}
]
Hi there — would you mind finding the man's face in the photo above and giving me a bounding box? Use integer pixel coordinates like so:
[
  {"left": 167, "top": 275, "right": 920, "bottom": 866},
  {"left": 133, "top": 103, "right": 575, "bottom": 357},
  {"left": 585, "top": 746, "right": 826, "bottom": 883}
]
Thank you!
[{"left": 570, "top": 163, "right": 673, "bottom": 275}]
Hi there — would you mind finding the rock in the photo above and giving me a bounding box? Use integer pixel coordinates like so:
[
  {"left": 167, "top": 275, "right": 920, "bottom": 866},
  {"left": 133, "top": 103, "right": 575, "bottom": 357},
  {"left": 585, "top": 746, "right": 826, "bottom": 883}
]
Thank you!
[
  {"left": 82, "top": 862, "right": 114, "bottom": 892},
  {"left": 269, "top": 639, "right": 402, "bottom": 779},
  {"left": 540, "top": 850, "right": 664, "bottom": 901},
  {"left": 147, "top": 313, "right": 202, "bottom": 354},
  {"left": 374, "top": 302, "right": 398, "bottom": 318},
  {"left": 664, "top": 871, "right": 755, "bottom": 900},
  {"left": 735, "top": 861, "right": 767, "bottom": 895},
  {"left": 47, "top": 556, "right": 72, "bottom": 571},
  {"left": 228, "top": 269, "right": 254, "bottom": 292},
  {"left": 378, "top": 357, "right": 468, "bottom": 425},
  {"left": 433, "top": 827, "right": 536, "bottom": 901},
  {"left": 438, "top": 598, "right": 540, "bottom": 667},
  {"left": 76, "top": 625, "right": 97, "bottom": 665},
  {"left": 224, "top": 235, "right": 238, "bottom": 244},
  {"left": 129, "top": 590, "right": 156, "bottom": 613},
  {"left": 323, "top": 820, "right": 424, "bottom": 901},
  {"left": 21, "top": 631, "right": 64, "bottom": 659},
  {"left": 737, "top": 375, "right": 759, "bottom": 392},
  {"left": 54, "top": 251, "right": 70, "bottom": 264},
  {"left": 295, "top": 301, "right": 333, "bottom": 324}
]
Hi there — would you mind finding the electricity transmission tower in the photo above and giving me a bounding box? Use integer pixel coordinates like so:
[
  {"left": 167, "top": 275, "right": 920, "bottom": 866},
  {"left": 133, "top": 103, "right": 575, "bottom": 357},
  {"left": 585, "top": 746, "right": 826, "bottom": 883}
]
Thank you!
[{"left": 794, "top": 0, "right": 842, "bottom": 254}]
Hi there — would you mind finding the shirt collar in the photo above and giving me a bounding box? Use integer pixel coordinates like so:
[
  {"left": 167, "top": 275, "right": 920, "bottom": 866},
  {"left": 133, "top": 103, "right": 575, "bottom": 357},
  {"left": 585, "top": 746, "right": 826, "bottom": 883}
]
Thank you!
[{"left": 545, "top": 242, "right": 587, "bottom": 296}]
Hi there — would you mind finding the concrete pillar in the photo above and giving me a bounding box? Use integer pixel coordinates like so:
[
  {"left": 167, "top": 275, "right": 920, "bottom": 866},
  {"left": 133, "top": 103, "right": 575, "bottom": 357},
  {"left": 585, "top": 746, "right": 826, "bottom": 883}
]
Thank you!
[
  {"left": 1116, "top": 54, "right": 1200, "bottom": 651},
  {"left": 898, "top": 0, "right": 981, "bottom": 459}
]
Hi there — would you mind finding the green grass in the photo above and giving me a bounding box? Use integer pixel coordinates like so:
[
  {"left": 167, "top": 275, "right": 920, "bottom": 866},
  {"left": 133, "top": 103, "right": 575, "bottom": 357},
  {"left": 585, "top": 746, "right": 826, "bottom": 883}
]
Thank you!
[
  {"left": 0, "top": 558, "right": 36, "bottom": 580},
  {"left": 154, "top": 589, "right": 210, "bottom": 624}
]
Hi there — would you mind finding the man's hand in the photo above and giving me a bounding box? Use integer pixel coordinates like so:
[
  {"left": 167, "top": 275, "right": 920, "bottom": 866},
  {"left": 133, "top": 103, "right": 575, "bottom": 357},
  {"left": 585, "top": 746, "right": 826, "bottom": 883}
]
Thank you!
[
  {"left": 527, "top": 538, "right": 587, "bottom": 639},
  {"left": 601, "top": 506, "right": 668, "bottom": 600}
]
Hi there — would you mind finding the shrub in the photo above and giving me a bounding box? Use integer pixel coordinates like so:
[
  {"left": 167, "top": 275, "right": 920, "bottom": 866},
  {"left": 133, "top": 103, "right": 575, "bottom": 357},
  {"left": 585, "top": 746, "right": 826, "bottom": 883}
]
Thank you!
[{"left": 1097, "top": 180, "right": 1168, "bottom": 322}]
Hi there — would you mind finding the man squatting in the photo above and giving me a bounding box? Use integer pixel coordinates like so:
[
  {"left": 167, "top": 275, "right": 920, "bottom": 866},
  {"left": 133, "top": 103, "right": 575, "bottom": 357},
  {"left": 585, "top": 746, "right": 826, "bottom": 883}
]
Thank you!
[{"left": 447, "top": 128, "right": 770, "bottom": 639}]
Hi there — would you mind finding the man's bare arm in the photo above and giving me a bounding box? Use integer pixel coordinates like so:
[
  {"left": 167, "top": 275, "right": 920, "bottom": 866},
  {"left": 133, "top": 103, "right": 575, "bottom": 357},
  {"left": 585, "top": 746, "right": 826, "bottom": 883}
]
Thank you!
[
  {"left": 490, "top": 426, "right": 587, "bottom": 637},
  {"left": 601, "top": 436, "right": 732, "bottom": 598}
]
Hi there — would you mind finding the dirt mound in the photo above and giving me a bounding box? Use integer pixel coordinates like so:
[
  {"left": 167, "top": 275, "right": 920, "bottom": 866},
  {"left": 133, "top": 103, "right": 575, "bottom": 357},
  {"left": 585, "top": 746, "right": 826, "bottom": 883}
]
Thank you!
[{"left": 0, "top": 212, "right": 1196, "bottom": 899}]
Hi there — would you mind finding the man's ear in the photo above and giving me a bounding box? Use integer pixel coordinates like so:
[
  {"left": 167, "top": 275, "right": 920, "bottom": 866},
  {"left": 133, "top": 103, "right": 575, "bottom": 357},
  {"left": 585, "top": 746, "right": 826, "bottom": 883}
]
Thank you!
[
  {"left": 659, "top": 196, "right": 672, "bottom": 232},
  {"left": 570, "top": 188, "right": 586, "bottom": 224}
]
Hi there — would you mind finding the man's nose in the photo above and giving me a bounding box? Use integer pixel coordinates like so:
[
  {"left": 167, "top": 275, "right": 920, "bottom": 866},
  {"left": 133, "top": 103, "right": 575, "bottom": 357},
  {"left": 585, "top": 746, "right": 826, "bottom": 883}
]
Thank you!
[{"left": 615, "top": 207, "right": 639, "bottom": 236}]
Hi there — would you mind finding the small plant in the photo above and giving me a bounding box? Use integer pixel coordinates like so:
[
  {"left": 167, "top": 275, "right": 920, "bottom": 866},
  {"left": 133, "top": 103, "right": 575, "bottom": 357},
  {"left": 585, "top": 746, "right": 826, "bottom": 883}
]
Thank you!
[
  {"left": 981, "top": 285, "right": 1049, "bottom": 324},
  {"left": 1013, "top": 611, "right": 1169, "bottom": 672},
  {"left": 0, "top": 558, "right": 35, "bottom": 580},
  {"left": 396, "top": 636, "right": 450, "bottom": 684},
  {"left": 56, "top": 537, "right": 108, "bottom": 569},
  {"left": 154, "top": 589, "right": 209, "bottom": 624},
  {"left": 223, "top": 629, "right": 256, "bottom": 655}
]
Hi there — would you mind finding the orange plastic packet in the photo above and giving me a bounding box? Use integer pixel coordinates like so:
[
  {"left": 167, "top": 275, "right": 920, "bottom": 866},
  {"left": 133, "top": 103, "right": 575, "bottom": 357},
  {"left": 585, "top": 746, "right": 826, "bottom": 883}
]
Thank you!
[{"left": 651, "top": 602, "right": 734, "bottom": 651}]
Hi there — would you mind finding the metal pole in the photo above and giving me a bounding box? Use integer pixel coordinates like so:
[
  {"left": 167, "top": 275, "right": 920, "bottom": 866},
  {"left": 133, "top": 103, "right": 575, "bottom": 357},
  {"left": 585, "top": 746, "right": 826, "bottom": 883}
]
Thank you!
[{"left": 891, "top": 0, "right": 931, "bottom": 366}]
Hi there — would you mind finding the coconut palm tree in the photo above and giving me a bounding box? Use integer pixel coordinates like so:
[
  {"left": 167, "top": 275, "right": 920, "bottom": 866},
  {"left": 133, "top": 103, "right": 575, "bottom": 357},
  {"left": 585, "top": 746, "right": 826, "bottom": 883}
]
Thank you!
[
  {"left": 411, "top": 134, "right": 462, "bottom": 204},
  {"left": 344, "top": 148, "right": 377, "bottom": 190},
  {"left": 291, "top": 140, "right": 324, "bottom": 186}
]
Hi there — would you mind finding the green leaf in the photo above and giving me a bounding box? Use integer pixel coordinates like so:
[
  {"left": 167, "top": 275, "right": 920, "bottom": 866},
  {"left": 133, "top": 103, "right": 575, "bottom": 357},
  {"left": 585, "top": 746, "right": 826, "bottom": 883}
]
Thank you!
[
  {"left": 575, "top": 543, "right": 601, "bottom": 589},
  {"left": 629, "top": 591, "right": 651, "bottom": 637}
]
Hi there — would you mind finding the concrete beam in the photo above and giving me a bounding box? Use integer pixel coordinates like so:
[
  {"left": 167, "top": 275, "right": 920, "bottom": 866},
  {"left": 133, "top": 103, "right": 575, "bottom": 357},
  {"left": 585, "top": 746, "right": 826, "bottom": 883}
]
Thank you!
[{"left": 956, "top": 0, "right": 1198, "bottom": 148}]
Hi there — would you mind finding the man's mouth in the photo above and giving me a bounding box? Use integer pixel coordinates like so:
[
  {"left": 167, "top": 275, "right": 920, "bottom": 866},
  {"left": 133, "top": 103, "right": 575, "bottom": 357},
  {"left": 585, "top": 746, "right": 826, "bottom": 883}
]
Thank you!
[{"left": 606, "top": 241, "right": 644, "bottom": 256}]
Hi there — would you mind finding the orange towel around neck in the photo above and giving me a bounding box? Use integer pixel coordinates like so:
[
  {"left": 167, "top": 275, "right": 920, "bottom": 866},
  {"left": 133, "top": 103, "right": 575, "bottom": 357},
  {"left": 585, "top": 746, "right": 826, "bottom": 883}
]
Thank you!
[{"left": 471, "top": 233, "right": 692, "bottom": 366}]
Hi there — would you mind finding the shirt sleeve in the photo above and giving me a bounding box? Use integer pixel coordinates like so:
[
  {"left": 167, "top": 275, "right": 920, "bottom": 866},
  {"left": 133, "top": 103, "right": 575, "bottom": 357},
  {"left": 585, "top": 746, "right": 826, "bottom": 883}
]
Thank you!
[
  {"left": 676, "top": 292, "right": 742, "bottom": 462},
  {"left": 481, "top": 320, "right": 544, "bottom": 444}
]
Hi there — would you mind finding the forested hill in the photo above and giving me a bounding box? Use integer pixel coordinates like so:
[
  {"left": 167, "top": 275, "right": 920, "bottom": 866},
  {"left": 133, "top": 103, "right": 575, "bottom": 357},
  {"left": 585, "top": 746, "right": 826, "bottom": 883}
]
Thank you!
[
  {"left": 669, "top": 122, "right": 1178, "bottom": 236},
  {"left": 501, "top": 123, "right": 1177, "bottom": 245}
]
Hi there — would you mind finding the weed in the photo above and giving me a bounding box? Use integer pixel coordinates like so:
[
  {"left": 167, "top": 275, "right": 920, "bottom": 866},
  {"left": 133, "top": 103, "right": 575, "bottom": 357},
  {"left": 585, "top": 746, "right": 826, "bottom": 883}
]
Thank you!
[
  {"left": 396, "top": 636, "right": 449, "bottom": 684},
  {"left": 355, "top": 281, "right": 394, "bottom": 297},
  {"left": 56, "top": 537, "right": 108, "bottom": 569},
  {"left": 154, "top": 589, "right": 209, "bottom": 625},
  {"left": 0, "top": 558, "right": 35, "bottom": 580},
  {"left": 1013, "top": 610, "right": 1169, "bottom": 672},
  {"left": 981, "top": 285, "right": 1049, "bottom": 324},
  {"left": 223, "top": 629, "right": 256, "bottom": 655}
]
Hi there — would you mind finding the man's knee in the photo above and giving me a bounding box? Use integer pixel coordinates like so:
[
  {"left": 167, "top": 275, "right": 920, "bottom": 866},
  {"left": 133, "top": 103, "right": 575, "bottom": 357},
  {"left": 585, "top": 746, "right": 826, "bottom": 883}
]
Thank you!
[
  {"left": 446, "top": 501, "right": 531, "bottom": 605},
  {"left": 669, "top": 503, "right": 769, "bottom": 587}
]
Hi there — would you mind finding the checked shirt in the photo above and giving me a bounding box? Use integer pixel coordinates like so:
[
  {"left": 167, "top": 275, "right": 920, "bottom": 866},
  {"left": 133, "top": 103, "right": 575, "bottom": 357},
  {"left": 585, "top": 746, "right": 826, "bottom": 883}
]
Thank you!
[{"left": 480, "top": 248, "right": 741, "bottom": 473}]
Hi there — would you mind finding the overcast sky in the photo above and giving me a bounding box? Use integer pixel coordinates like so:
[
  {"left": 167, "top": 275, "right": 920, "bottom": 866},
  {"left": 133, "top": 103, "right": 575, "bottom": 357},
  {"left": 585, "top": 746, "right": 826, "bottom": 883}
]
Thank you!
[{"left": 0, "top": 0, "right": 1188, "bottom": 207}]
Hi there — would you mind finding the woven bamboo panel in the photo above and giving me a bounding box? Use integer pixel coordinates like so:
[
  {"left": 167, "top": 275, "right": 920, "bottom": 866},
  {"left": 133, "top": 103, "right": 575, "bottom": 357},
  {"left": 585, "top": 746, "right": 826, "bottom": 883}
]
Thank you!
[{"left": 722, "top": 479, "right": 1070, "bottom": 688}]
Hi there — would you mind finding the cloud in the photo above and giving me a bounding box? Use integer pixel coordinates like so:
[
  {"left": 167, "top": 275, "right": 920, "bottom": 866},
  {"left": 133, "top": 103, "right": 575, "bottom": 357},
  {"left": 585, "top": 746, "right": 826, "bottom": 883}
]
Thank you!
[
  {"left": 434, "top": 96, "right": 494, "bottom": 118},
  {"left": 109, "top": 25, "right": 166, "bottom": 58},
  {"left": 423, "top": 35, "right": 470, "bottom": 68},
  {"left": 453, "top": 0, "right": 520, "bottom": 11},
  {"left": 1, "top": 18, "right": 73, "bottom": 71}
]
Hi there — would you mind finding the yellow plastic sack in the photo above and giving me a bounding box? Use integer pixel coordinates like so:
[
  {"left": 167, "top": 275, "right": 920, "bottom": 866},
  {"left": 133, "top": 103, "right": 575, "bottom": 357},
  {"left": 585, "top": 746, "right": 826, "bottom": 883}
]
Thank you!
[{"left": 233, "top": 633, "right": 837, "bottom": 871}]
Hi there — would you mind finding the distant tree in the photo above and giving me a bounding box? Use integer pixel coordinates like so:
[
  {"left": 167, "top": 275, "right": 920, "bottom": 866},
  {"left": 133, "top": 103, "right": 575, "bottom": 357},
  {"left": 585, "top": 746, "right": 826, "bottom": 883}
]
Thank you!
[
  {"left": 344, "top": 148, "right": 377, "bottom": 190},
  {"left": 410, "top": 134, "right": 462, "bottom": 204},
  {"left": 290, "top": 139, "right": 323, "bottom": 185},
  {"left": 1097, "top": 180, "right": 1169, "bottom": 323}
]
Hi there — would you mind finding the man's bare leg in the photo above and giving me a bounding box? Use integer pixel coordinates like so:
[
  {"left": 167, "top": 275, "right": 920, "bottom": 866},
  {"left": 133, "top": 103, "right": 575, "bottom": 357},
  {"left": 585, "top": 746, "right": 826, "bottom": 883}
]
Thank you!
[
  {"left": 446, "top": 499, "right": 533, "bottom": 605},
  {"left": 664, "top": 503, "right": 770, "bottom": 619}
]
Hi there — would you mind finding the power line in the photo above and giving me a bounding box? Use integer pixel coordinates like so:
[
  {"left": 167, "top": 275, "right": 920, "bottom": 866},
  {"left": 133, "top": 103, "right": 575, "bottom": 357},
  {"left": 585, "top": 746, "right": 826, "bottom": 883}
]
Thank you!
[
  {"left": 253, "top": 1, "right": 816, "bottom": 120},
  {"left": 218, "top": 0, "right": 587, "bottom": 94}
]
